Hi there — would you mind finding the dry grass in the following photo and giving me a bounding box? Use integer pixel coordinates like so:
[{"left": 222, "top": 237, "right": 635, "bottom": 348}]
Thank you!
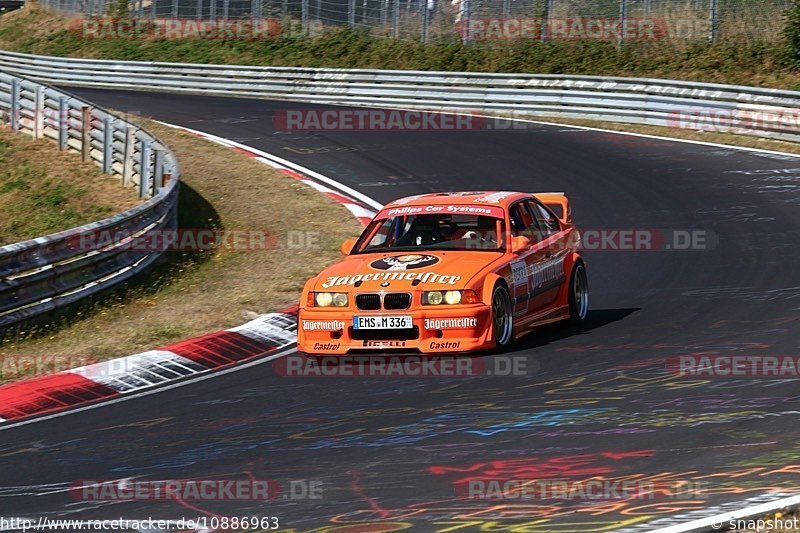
[
  {"left": 0, "top": 128, "right": 139, "bottom": 245},
  {"left": 2, "top": 4, "right": 800, "bottom": 90},
  {"left": 740, "top": 510, "right": 800, "bottom": 532},
  {"left": 0, "top": 119, "right": 362, "bottom": 383}
]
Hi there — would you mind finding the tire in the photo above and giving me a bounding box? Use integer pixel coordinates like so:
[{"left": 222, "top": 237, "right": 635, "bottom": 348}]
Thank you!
[
  {"left": 568, "top": 261, "right": 589, "bottom": 324},
  {"left": 491, "top": 283, "right": 514, "bottom": 348}
]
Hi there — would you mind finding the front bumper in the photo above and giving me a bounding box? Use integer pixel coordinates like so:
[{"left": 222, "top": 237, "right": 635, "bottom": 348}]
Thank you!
[{"left": 297, "top": 305, "right": 493, "bottom": 354}]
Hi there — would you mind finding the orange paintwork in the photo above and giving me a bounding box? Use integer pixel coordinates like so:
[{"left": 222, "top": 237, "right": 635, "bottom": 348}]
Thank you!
[{"left": 297, "top": 191, "right": 585, "bottom": 355}]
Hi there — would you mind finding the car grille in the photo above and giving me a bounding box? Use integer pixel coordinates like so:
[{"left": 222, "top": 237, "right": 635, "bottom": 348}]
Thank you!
[
  {"left": 350, "top": 326, "right": 420, "bottom": 341},
  {"left": 384, "top": 293, "right": 411, "bottom": 310},
  {"left": 355, "top": 293, "right": 412, "bottom": 310},
  {"left": 356, "top": 294, "right": 381, "bottom": 310}
]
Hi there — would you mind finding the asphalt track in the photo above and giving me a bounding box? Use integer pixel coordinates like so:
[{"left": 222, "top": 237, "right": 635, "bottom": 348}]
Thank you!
[{"left": 1, "top": 89, "right": 800, "bottom": 532}]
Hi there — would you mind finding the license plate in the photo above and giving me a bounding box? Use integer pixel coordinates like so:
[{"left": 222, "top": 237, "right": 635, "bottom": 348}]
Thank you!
[{"left": 353, "top": 315, "right": 413, "bottom": 330}]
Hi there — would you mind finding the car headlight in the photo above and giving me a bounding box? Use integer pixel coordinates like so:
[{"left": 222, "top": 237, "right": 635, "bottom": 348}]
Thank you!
[
  {"left": 424, "top": 291, "right": 444, "bottom": 305},
  {"left": 422, "top": 290, "right": 479, "bottom": 305},
  {"left": 444, "top": 290, "right": 461, "bottom": 305},
  {"left": 332, "top": 293, "right": 348, "bottom": 307},
  {"left": 313, "top": 292, "right": 348, "bottom": 307}
]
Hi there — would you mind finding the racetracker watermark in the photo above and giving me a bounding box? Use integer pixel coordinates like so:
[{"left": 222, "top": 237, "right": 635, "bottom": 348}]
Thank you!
[
  {"left": 68, "top": 229, "right": 322, "bottom": 252},
  {"left": 274, "top": 354, "right": 536, "bottom": 377},
  {"left": 457, "top": 18, "right": 709, "bottom": 41},
  {"left": 668, "top": 355, "right": 800, "bottom": 378},
  {"left": 457, "top": 479, "right": 708, "bottom": 500},
  {"left": 488, "top": 229, "right": 714, "bottom": 252},
  {"left": 273, "top": 109, "right": 486, "bottom": 131},
  {"left": 68, "top": 18, "right": 322, "bottom": 40},
  {"left": 0, "top": 355, "right": 98, "bottom": 379},
  {"left": 576, "top": 229, "right": 713, "bottom": 252},
  {"left": 667, "top": 108, "right": 800, "bottom": 134},
  {"left": 454, "top": 228, "right": 714, "bottom": 251},
  {"left": 69, "top": 479, "right": 322, "bottom": 501}
]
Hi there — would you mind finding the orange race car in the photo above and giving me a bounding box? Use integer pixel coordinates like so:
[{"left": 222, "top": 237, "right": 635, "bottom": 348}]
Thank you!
[{"left": 297, "top": 191, "right": 588, "bottom": 355}]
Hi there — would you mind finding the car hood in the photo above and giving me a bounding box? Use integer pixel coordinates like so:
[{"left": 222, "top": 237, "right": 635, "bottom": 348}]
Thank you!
[{"left": 313, "top": 251, "right": 504, "bottom": 292}]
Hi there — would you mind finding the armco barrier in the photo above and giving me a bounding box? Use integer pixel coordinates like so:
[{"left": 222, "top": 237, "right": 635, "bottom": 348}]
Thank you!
[
  {"left": 0, "top": 71, "right": 180, "bottom": 329},
  {"left": 1, "top": 50, "right": 800, "bottom": 141}
]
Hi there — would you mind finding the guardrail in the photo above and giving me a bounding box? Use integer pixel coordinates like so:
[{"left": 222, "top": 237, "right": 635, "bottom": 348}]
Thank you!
[
  {"left": 1, "top": 50, "right": 800, "bottom": 142},
  {"left": 0, "top": 70, "right": 180, "bottom": 330}
]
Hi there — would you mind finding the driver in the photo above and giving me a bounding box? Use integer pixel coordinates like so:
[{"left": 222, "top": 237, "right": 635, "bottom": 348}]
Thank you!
[
  {"left": 395, "top": 215, "right": 448, "bottom": 246},
  {"left": 463, "top": 216, "right": 498, "bottom": 248}
]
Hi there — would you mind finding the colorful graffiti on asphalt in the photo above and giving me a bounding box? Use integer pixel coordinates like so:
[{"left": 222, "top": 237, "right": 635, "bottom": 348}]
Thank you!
[{"left": 1, "top": 343, "right": 799, "bottom": 532}]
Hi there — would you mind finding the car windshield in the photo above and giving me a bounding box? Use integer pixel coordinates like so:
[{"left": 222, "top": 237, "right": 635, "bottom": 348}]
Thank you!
[{"left": 354, "top": 213, "right": 506, "bottom": 253}]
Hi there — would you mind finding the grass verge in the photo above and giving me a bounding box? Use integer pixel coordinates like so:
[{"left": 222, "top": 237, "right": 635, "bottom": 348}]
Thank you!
[
  {"left": 0, "top": 128, "right": 139, "bottom": 245},
  {"left": 0, "top": 4, "right": 799, "bottom": 89},
  {"left": 0, "top": 119, "right": 362, "bottom": 383}
]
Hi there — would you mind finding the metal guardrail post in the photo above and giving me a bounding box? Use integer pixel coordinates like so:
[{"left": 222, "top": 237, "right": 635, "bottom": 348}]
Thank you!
[
  {"left": 391, "top": 0, "right": 399, "bottom": 38},
  {"left": 209, "top": 0, "right": 216, "bottom": 21},
  {"left": 380, "top": 0, "right": 387, "bottom": 24},
  {"left": 197, "top": 0, "right": 203, "bottom": 19},
  {"left": 618, "top": 0, "right": 628, "bottom": 47},
  {"left": 461, "top": 0, "right": 471, "bottom": 43},
  {"left": 139, "top": 139, "right": 152, "bottom": 198},
  {"left": 348, "top": 0, "right": 355, "bottom": 27},
  {"left": 502, "top": 0, "right": 509, "bottom": 18},
  {"left": 10, "top": 78, "right": 20, "bottom": 133},
  {"left": 81, "top": 106, "right": 92, "bottom": 162},
  {"left": 171, "top": 0, "right": 178, "bottom": 20},
  {"left": 541, "top": 0, "right": 552, "bottom": 41},
  {"left": 709, "top": 0, "right": 719, "bottom": 42},
  {"left": 122, "top": 127, "right": 135, "bottom": 186},
  {"left": 58, "top": 96, "right": 68, "bottom": 151},
  {"left": 151, "top": 0, "right": 156, "bottom": 18},
  {"left": 153, "top": 149, "right": 165, "bottom": 190},
  {"left": 33, "top": 85, "right": 44, "bottom": 140},
  {"left": 301, "top": 0, "right": 308, "bottom": 32},
  {"left": 102, "top": 117, "right": 114, "bottom": 174},
  {"left": 223, "top": 0, "right": 229, "bottom": 19},
  {"left": 420, "top": 0, "right": 429, "bottom": 43}
]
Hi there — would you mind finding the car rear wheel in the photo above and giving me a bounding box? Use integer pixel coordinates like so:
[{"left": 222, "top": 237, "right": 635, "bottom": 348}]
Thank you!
[
  {"left": 492, "top": 284, "right": 513, "bottom": 347},
  {"left": 568, "top": 262, "right": 589, "bottom": 323}
]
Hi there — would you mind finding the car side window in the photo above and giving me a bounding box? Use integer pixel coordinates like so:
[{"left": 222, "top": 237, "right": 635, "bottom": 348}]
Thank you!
[
  {"left": 510, "top": 202, "right": 544, "bottom": 242},
  {"left": 509, "top": 203, "right": 527, "bottom": 237},
  {"left": 530, "top": 200, "right": 560, "bottom": 236}
]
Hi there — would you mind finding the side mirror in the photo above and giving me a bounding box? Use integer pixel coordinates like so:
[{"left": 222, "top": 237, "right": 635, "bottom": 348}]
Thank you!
[
  {"left": 341, "top": 238, "right": 357, "bottom": 255},
  {"left": 511, "top": 236, "right": 531, "bottom": 254}
]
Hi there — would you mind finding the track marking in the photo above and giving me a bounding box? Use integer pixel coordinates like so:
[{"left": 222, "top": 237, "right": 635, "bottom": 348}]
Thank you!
[
  {"left": 0, "top": 346, "right": 297, "bottom": 432},
  {"left": 158, "top": 121, "right": 385, "bottom": 211}
]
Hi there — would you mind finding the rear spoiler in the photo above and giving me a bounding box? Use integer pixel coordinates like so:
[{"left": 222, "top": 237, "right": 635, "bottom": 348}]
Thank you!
[{"left": 533, "top": 192, "right": 571, "bottom": 224}]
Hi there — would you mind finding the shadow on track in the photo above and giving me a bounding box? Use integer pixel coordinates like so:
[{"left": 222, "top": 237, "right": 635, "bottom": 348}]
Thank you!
[{"left": 511, "top": 307, "right": 640, "bottom": 352}]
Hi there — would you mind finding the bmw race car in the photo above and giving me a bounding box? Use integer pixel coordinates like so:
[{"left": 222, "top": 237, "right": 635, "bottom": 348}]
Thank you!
[{"left": 297, "top": 191, "right": 588, "bottom": 355}]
